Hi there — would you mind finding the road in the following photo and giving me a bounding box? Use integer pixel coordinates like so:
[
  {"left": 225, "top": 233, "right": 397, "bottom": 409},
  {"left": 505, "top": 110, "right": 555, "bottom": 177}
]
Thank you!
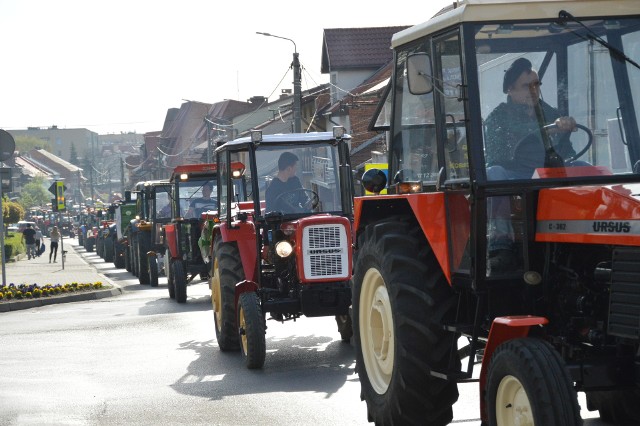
[{"left": 0, "top": 243, "right": 609, "bottom": 425}]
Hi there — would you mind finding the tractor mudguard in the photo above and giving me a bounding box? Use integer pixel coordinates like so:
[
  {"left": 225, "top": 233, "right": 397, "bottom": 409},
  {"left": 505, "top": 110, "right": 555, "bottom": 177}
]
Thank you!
[
  {"left": 214, "top": 222, "right": 258, "bottom": 282},
  {"left": 164, "top": 223, "right": 178, "bottom": 259},
  {"left": 479, "top": 315, "right": 548, "bottom": 421},
  {"left": 234, "top": 280, "right": 259, "bottom": 310}
]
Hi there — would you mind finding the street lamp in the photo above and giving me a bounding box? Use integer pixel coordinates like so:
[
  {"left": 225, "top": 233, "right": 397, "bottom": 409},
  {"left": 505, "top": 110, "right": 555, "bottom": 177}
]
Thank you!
[{"left": 256, "top": 32, "right": 302, "bottom": 133}]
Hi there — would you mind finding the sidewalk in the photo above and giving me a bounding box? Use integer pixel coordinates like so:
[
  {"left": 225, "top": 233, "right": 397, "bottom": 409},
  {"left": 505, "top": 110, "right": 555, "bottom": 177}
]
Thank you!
[{"left": 0, "top": 237, "right": 122, "bottom": 312}]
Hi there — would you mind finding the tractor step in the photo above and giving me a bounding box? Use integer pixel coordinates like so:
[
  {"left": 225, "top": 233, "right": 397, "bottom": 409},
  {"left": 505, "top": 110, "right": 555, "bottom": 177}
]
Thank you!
[
  {"left": 442, "top": 323, "right": 475, "bottom": 334},
  {"left": 429, "top": 368, "right": 473, "bottom": 381}
]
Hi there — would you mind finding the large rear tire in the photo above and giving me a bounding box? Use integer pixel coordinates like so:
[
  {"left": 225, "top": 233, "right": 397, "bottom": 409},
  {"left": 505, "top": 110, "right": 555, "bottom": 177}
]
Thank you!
[
  {"left": 486, "top": 338, "right": 581, "bottom": 426},
  {"left": 238, "top": 292, "right": 266, "bottom": 369},
  {"left": 174, "top": 260, "right": 187, "bottom": 303},
  {"left": 211, "top": 234, "right": 242, "bottom": 351},
  {"left": 352, "top": 216, "right": 459, "bottom": 425}
]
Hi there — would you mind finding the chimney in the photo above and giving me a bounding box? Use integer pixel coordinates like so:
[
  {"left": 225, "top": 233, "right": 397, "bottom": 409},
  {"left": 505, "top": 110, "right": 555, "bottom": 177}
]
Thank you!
[{"left": 248, "top": 96, "right": 268, "bottom": 105}]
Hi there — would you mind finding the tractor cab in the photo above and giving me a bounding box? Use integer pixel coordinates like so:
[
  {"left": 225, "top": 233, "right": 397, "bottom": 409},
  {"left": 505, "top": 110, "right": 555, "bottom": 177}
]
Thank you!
[
  {"left": 163, "top": 163, "right": 247, "bottom": 303},
  {"left": 211, "top": 127, "right": 354, "bottom": 369},
  {"left": 353, "top": 1, "right": 640, "bottom": 424}
]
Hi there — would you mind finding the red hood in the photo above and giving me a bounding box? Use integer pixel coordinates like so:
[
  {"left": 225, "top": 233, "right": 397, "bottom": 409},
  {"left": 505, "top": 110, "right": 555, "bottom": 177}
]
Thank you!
[{"left": 536, "top": 184, "right": 640, "bottom": 245}]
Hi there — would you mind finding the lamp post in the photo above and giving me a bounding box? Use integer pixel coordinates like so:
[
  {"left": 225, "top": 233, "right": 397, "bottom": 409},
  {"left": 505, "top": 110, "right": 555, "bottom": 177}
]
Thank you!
[{"left": 256, "top": 32, "right": 302, "bottom": 133}]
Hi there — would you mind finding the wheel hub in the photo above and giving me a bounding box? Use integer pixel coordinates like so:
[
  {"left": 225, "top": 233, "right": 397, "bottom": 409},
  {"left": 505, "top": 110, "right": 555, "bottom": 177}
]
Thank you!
[
  {"left": 360, "top": 268, "right": 394, "bottom": 394},
  {"left": 496, "top": 375, "right": 534, "bottom": 426}
]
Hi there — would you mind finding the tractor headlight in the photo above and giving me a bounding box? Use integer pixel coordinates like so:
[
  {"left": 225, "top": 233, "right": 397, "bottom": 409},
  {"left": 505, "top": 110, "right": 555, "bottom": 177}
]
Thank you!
[{"left": 275, "top": 241, "right": 293, "bottom": 258}]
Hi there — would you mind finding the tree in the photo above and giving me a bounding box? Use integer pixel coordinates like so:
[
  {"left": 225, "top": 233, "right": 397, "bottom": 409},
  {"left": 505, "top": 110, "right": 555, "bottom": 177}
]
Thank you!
[
  {"left": 17, "top": 176, "right": 51, "bottom": 211},
  {"left": 69, "top": 143, "right": 79, "bottom": 165},
  {"left": 3, "top": 197, "right": 24, "bottom": 224},
  {"left": 14, "top": 136, "right": 52, "bottom": 154}
]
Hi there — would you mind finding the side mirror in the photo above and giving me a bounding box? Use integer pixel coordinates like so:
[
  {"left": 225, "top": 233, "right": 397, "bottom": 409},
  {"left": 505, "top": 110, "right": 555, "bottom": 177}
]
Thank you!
[
  {"left": 362, "top": 168, "right": 388, "bottom": 194},
  {"left": 407, "top": 53, "right": 433, "bottom": 95}
]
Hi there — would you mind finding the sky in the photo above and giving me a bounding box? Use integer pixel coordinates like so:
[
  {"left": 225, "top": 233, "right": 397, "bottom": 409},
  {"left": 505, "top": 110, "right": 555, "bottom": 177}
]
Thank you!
[{"left": 0, "top": 0, "right": 453, "bottom": 135}]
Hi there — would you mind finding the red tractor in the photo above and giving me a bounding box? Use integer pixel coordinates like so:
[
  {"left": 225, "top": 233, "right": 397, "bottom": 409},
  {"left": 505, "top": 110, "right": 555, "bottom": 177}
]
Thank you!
[
  {"left": 352, "top": 1, "right": 640, "bottom": 425},
  {"left": 210, "top": 128, "right": 354, "bottom": 369},
  {"left": 163, "top": 163, "right": 247, "bottom": 303}
]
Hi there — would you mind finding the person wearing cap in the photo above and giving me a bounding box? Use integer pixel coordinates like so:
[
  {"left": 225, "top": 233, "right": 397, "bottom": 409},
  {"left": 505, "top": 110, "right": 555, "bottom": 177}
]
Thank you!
[{"left": 484, "top": 57, "right": 577, "bottom": 168}]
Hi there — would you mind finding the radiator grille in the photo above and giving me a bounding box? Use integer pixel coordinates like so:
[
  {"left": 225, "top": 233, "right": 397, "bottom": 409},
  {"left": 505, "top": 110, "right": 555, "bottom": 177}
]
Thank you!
[
  {"left": 607, "top": 247, "right": 640, "bottom": 339},
  {"left": 303, "top": 224, "right": 349, "bottom": 280}
]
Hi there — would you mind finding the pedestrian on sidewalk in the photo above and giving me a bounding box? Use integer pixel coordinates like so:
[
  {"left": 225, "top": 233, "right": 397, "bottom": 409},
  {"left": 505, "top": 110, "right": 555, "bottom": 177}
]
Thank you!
[
  {"left": 22, "top": 223, "right": 37, "bottom": 260},
  {"left": 49, "top": 226, "right": 60, "bottom": 263},
  {"left": 34, "top": 227, "right": 43, "bottom": 256}
]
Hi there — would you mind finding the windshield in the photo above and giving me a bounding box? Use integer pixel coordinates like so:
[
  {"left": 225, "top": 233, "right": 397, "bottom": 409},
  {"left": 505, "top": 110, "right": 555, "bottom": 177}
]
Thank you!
[
  {"left": 475, "top": 17, "right": 640, "bottom": 181},
  {"left": 176, "top": 178, "right": 217, "bottom": 218},
  {"left": 252, "top": 143, "right": 344, "bottom": 215}
]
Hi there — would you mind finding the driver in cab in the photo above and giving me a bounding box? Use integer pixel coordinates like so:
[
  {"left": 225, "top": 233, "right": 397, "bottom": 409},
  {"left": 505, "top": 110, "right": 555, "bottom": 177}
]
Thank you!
[
  {"left": 484, "top": 57, "right": 577, "bottom": 172},
  {"left": 265, "top": 152, "right": 308, "bottom": 213},
  {"left": 186, "top": 182, "right": 215, "bottom": 218}
]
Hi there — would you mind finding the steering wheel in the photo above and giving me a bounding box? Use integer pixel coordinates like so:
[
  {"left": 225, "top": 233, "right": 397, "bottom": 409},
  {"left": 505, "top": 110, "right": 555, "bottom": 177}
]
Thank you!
[
  {"left": 513, "top": 123, "right": 594, "bottom": 166},
  {"left": 273, "top": 189, "right": 319, "bottom": 212}
]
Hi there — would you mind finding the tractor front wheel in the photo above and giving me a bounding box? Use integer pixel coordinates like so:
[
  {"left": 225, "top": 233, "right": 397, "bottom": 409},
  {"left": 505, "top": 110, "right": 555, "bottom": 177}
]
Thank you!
[
  {"left": 173, "top": 260, "right": 187, "bottom": 303},
  {"left": 335, "top": 315, "right": 353, "bottom": 342},
  {"left": 104, "top": 238, "right": 114, "bottom": 263},
  {"left": 166, "top": 249, "right": 175, "bottom": 299},
  {"left": 352, "top": 216, "right": 459, "bottom": 425},
  {"left": 148, "top": 254, "right": 159, "bottom": 287},
  {"left": 211, "top": 234, "right": 242, "bottom": 351},
  {"left": 486, "top": 338, "right": 581, "bottom": 426},
  {"left": 115, "top": 242, "right": 125, "bottom": 269},
  {"left": 238, "top": 292, "right": 266, "bottom": 369},
  {"left": 137, "top": 233, "right": 150, "bottom": 285}
]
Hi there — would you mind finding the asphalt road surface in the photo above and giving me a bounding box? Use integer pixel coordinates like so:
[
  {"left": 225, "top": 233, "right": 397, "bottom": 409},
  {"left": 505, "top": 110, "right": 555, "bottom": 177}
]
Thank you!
[{"left": 0, "top": 247, "right": 611, "bottom": 425}]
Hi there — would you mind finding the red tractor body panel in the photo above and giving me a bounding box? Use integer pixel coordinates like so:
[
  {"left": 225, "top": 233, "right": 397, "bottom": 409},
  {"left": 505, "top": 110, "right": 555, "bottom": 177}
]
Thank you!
[
  {"left": 479, "top": 316, "right": 549, "bottom": 419},
  {"left": 536, "top": 184, "right": 640, "bottom": 245},
  {"left": 216, "top": 221, "right": 258, "bottom": 282},
  {"left": 282, "top": 215, "right": 353, "bottom": 283}
]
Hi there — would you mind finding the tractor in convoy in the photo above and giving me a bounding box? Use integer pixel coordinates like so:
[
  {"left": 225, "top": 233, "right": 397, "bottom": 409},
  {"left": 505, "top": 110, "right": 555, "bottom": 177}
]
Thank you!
[
  {"left": 112, "top": 193, "right": 137, "bottom": 269},
  {"left": 163, "top": 163, "right": 247, "bottom": 303},
  {"left": 210, "top": 128, "right": 353, "bottom": 369},
  {"left": 353, "top": 1, "right": 640, "bottom": 425},
  {"left": 128, "top": 180, "right": 171, "bottom": 286}
]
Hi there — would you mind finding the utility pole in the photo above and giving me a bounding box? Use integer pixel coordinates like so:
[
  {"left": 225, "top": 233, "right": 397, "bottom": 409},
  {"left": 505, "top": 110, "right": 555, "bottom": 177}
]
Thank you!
[{"left": 256, "top": 32, "right": 302, "bottom": 133}]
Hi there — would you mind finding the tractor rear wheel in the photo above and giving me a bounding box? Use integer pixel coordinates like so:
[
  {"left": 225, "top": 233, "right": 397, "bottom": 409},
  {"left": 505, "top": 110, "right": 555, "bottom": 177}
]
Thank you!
[
  {"left": 486, "top": 338, "right": 581, "bottom": 425},
  {"left": 238, "top": 292, "right": 266, "bottom": 369},
  {"left": 148, "top": 254, "right": 159, "bottom": 287},
  {"left": 131, "top": 235, "right": 139, "bottom": 276},
  {"left": 352, "top": 216, "right": 459, "bottom": 425},
  {"left": 211, "top": 234, "right": 242, "bottom": 351},
  {"left": 173, "top": 260, "right": 187, "bottom": 303},
  {"left": 166, "top": 249, "right": 175, "bottom": 299}
]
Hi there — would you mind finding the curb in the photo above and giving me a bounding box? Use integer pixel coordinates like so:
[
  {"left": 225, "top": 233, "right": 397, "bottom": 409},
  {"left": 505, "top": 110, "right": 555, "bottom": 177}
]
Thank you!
[{"left": 0, "top": 287, "right": 123, "bottom": 313}]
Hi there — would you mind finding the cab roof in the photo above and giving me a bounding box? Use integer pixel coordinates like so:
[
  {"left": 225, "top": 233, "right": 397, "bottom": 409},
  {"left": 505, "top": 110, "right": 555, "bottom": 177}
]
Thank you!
[
  {"left": 393, "top": 0, "right": 640, "bottom": 48},
  {"left": 216, "top": 131, "right": 351, "bottom": 152}
]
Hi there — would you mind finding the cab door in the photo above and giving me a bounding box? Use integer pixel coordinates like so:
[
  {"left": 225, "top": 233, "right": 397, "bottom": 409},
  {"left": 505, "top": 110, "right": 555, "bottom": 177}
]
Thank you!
[{"left": 432, "top": 30, "right": 473, "bottom": 282}]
